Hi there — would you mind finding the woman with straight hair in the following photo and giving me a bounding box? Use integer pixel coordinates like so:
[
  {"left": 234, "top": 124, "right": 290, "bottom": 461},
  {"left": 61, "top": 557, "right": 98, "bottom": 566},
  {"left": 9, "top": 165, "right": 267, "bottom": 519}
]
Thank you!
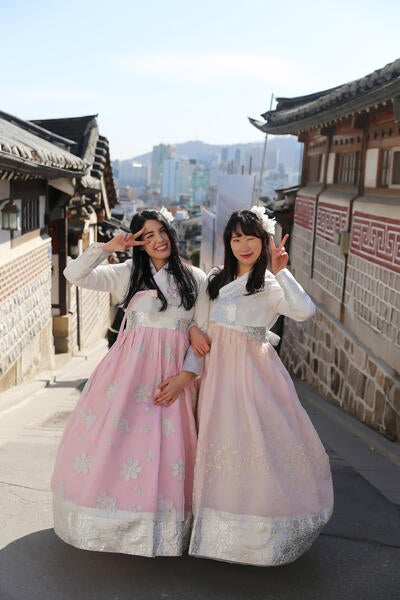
[
  {"left": 51, "top": 208, "right": 206, "bottom": 557},
  {"left": 188, "top": 207, "right": 333, "bottom": 566}
]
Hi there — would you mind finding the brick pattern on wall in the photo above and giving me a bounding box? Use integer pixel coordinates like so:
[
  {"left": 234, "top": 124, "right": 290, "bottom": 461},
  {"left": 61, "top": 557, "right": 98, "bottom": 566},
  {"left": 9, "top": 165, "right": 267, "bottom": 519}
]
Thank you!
[
  {"left": 345, "top": 254, "right": 400, "bottom": 347},
  {"left": 80, "top": 286, "right": 110, "bottom": 348},
  {"left": 280, "top": 309, "right": 400, "bottom": 441},
  {"left": 292, "top": 224, "right": 313, "bottom": 277},
  {"left": 311, "top": 202, "right": 349, "bottom": 300},
  {"left": 0, "top": 244, "right": 50, "bottom": 303},
  {"left": 313, "top": 237, "right": 346, "bottom": 300}
]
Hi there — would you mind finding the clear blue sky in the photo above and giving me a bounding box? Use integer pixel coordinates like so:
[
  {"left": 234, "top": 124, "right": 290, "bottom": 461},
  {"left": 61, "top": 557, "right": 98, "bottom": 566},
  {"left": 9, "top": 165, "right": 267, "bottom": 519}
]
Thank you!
[{"left": 2, "top": 0, "right": 399, "bottom": 159}]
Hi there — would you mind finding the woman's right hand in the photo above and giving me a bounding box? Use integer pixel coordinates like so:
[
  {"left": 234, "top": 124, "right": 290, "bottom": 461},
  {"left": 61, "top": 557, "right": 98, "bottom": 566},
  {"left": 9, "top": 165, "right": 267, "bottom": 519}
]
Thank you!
[
  {"left": 189, "top": 325, "right": 211, "bottom": 356},
  {"left": 102, "top": 228, "right": 148, "bottom": 253}
]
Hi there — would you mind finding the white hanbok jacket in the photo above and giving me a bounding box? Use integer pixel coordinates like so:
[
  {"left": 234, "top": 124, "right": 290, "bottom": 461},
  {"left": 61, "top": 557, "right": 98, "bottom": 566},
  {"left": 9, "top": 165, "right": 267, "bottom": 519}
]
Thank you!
[
  {"left": 63, "top": 243, "right": 207, "bottom": 373},
  {"left": 194, "top": 267, "right": 315, "bottom": 342}
]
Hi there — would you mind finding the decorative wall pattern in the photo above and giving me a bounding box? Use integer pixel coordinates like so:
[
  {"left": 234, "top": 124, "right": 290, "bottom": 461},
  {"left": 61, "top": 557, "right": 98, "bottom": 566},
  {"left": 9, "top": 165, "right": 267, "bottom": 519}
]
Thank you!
[
  {"left": 316, "top": 202, "right": 349, "bottom": 243},
  {"left": 294, "top": 195, "right": 316, "bottom": 230},
  {"left": 351, "top": 211, "right": 400, "bottom": 273}
]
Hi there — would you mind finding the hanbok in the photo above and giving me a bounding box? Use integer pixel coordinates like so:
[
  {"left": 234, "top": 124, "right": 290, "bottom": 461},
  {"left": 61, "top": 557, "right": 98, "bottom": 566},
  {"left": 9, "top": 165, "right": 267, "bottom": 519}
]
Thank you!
[
  {"left": 189, "top": 268, "right": 333, "bottom": 565},
  {"left": 51, "top": 244, "right": 205, "bottom": 556}
]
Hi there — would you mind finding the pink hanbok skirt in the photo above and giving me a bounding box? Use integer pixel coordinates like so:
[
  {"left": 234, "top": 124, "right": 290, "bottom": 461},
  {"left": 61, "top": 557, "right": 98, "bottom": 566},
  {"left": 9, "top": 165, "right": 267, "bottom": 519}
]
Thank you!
[
  {"left": 189, "top": 323, "right": 333, "bottom": 566},
  {"left": 52, "top": 313, "right": 197, "bottom": 556}
]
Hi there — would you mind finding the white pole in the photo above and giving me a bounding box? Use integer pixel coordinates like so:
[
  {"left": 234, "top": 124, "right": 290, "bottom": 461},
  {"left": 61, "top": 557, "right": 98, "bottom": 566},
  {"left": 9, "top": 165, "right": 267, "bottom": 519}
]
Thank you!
[{"left": 257, "top": 93, "right": 274, "bottom": 203}]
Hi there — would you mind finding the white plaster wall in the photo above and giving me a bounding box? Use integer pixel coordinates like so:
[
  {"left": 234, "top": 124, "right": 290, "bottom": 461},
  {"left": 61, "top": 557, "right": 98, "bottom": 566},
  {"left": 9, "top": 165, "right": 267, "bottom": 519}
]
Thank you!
[
  {"left": 326, "top": 153, "right": 335, "bottom": 184},
  {"left": 365, "top": 149, "right": 379, "bottom": 188}
]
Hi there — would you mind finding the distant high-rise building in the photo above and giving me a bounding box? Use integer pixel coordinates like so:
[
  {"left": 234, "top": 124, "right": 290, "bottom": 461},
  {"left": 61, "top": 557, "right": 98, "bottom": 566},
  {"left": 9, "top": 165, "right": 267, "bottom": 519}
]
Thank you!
[
  {"left": 151, "top": 144, "right": 175, "bottom": 192},
  {"left": 179, "top": 159, "right": 196, "bottom": 196},
  {"left": 113, "top": 160, "right": 149, "bottom": 190},
  {"left": 161, "top": 159, "right": 180, "bottom": 200},
  {"left": 234, "top": 148, "right": 241, "bottom": 170},
  {"left": 191, "top": 166, "right": 209, "bottom": 203},
  {"left": 266, "top": 149, "right": 279, "bottom": 171}
]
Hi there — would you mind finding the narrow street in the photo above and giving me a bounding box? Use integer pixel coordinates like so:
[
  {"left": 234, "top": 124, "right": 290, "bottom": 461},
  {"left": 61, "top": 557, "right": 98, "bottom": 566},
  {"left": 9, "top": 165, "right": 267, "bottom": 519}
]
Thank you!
[{"left": 0, "top": 344, "right": 399, "bottom": 600}]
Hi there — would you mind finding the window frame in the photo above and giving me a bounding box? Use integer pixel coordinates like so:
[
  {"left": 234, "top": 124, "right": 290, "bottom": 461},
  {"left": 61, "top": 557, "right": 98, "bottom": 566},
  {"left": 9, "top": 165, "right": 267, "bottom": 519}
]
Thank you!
[
  {"left": 335, "top": 151, "right": 360, "bottom": 186},
  {"left": 389, "top": 147, "right": 400, "bottom": 188}
]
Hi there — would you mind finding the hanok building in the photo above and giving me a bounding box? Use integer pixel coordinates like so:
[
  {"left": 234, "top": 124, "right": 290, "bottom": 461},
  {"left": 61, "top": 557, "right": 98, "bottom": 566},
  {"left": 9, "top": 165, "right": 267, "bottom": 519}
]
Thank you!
[
  {"left": 250, "top": 58, "right": 400, "bottom": 441},
  {"left": 0, "top": 112, "right": 117, "bottom": 392},
  {"left": 32, "top": 115, "right": 118, "bottom": 354}
]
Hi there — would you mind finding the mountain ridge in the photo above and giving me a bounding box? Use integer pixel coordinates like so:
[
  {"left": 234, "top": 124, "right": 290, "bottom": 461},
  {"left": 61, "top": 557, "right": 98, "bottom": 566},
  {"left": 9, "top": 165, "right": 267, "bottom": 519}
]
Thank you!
[{"left": 116, "top": 136, "right": 300, "bottom": 166}]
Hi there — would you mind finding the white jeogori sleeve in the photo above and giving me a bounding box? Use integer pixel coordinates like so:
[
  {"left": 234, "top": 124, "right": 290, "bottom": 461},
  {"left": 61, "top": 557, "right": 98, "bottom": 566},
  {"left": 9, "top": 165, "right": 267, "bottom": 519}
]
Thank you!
[
  {"left": 63, "top": 243, "right": 131, "bottom": 302},
  {"left": 191, "top": 274, "right": 210, "bottom": 332},
  {"left": 273, "top": 269, "right": 315, "bottom": 321},
  {"left": 182, "top": 346, "right": 204, "bottom": 377}
]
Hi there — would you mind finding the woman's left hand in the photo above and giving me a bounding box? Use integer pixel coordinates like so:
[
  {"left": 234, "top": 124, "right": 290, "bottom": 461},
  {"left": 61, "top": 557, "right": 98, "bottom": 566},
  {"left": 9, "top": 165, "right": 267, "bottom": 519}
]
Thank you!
[
  {"left": 270, "top": 234, "right": 289, "bottom": 275},
  {"left": 153, "top": 371, "right": 195, "bottom": 407}
]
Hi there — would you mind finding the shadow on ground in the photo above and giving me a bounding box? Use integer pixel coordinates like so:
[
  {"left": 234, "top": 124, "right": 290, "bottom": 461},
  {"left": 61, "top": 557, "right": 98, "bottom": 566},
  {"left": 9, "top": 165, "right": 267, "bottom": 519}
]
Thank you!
[{"left": 1, "top": 452, "right": 399, "bottom": 600}]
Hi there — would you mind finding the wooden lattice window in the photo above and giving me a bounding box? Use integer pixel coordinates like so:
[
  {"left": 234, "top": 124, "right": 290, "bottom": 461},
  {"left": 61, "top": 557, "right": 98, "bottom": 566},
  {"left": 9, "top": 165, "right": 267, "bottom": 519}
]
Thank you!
[
  {"left": 336, "top": 152, "right": 360, "bottom": 185},
  {"left": 379, "top": 149, "right": 391, "bottom": 187},
  {"left": 21, "top": 197, "right": 40, "bottom": 234},
  {"left": 391, "top": 150, "right": 400, "bottom": 186}
]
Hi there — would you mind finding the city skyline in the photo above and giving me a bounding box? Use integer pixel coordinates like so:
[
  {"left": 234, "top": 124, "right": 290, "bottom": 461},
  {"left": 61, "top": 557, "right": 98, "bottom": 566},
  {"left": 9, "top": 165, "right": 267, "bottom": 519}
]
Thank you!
[{"left": 1, "top": 0, "right": 399, "bottom": 159}]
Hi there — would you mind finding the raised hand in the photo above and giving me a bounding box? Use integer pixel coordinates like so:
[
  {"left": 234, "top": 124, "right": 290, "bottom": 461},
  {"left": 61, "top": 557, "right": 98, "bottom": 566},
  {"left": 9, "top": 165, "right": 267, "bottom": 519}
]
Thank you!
[
  {"left": 269, "top": 234, "right": 289, "bottom": 275},
  {"left": 102, "top": 228, "right": 149, "bottom": 253}
]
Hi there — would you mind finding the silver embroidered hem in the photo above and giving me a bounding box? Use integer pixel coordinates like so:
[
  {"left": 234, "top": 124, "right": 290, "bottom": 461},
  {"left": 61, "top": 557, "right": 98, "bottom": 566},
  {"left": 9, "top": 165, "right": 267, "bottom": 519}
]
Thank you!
[
  {"left": 53, "top": 496, "right": 192, "bottom": 556},
  {"left": 189, "top": 507, "right": 332, "bottom": 566}
]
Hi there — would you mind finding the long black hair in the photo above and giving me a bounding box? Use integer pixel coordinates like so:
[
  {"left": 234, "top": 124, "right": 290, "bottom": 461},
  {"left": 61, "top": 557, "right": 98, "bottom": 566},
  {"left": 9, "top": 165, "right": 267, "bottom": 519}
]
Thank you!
[
  {"left": 122, "top": 210, "right": 198, "bottom": 311},
  {"left": 208, "top": 209, "right": 271, "bottom": 300}
]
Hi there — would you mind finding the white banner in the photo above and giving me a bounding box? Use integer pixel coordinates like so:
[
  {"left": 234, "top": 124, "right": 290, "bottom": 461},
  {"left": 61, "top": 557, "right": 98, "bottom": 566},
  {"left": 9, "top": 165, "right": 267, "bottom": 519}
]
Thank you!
[
  {"left": 214, "top": 174, "right": 255, "bottom": 266},
  {"left": 200, "top": 207, "right": 215, "bottom": 273}
]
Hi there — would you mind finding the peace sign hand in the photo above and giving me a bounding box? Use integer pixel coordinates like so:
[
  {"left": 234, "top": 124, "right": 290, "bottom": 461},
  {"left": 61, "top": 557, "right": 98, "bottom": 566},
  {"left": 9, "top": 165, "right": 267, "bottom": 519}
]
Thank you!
[
  {"left": 269, "top": 234, "right": 289, "bottom": 275},
  {"left": 102, "top": 228, "right": 149, "bottom": 253}
]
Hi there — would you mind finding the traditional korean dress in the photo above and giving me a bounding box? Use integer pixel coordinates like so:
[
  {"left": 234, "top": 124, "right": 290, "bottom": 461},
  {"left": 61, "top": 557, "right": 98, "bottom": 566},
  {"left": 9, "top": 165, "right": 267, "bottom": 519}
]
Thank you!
[
  {"left": 189, "top": 268, "right": 333, "bottom": 566},
  {"left": 51, "top": 243, "right": 206, "bottom": 556}
]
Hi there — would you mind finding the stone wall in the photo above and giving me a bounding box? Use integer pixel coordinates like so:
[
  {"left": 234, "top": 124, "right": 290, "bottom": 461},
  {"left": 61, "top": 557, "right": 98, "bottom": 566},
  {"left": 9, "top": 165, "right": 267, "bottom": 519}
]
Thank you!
[
  {"left": 79, "top": 285, "right": 111, "bottom": 349},
  {"left": 285, "top": 192, "right": 400, "bottom": 441},
  {"left": 280, "top": 308, "right": 400, "bottom": 441},
  {"left": 0, "top": 237, "right": 54, "bottom": 391}
]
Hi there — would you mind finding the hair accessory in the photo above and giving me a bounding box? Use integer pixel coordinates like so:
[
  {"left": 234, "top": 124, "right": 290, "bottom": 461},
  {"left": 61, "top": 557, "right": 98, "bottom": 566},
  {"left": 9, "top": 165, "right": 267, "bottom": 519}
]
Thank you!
[
  {"left": 160, "top": 206, "right": 174, "bottom": 223},
  {"left": 250, "top": 205, "right": 276, "bottom": 235}
]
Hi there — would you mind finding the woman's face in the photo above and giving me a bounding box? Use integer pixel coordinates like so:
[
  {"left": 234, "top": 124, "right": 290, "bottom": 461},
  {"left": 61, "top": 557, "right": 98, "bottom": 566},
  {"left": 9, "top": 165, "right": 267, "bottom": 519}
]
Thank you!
[
  {"left": 141, "top": 219, "right": 171, "bottom": 270},
  {"left": 230, "top": 225, "right": 262, "bottom": 275}
]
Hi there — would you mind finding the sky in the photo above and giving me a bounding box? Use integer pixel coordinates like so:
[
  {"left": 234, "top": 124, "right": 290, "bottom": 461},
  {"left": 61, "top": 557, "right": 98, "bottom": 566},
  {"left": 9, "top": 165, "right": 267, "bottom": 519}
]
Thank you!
[{"left": 2, "top": 0, "right": 400, "bottom": 160}]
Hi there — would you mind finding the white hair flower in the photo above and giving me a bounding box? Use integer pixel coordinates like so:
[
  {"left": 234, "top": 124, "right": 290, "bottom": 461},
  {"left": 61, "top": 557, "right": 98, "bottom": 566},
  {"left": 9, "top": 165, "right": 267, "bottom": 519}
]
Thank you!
[
  {"left": 160, "top": 206, "right": 174, "bottom": 223},
  {"left": 250, "top": 205, "right": 276, "bottom": 235}
]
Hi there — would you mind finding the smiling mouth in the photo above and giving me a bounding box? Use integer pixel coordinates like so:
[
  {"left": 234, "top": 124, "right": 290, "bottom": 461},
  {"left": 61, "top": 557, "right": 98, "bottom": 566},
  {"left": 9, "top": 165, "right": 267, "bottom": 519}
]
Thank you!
[{"left": 156, "top": 244, "right": 168, "bottom": 251}]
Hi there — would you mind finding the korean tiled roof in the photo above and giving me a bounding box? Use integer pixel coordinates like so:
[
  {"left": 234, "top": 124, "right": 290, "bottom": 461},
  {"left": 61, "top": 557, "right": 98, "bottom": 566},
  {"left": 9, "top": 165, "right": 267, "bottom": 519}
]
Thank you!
[
  {"left": 249, "top": 57, "right": 400, "bottom": 134},
  {"left": 32, "top": 116, "right": 117, "bottom": 204},
  {"left": 0, "top": 111, "right": 86, "bottom": 177}
]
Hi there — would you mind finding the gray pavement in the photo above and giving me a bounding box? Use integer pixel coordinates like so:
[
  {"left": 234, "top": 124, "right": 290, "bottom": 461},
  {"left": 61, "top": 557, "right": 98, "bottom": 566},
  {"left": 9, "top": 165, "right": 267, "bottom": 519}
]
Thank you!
[{"left": 0, "top": 343, "right": 399, "bottom": 600}]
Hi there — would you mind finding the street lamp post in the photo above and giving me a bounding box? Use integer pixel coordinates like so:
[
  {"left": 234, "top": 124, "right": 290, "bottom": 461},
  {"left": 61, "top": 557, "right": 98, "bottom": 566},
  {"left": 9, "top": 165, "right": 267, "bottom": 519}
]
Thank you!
[{"left": 0, "top": 199, "right": 21, "bottom": 239}]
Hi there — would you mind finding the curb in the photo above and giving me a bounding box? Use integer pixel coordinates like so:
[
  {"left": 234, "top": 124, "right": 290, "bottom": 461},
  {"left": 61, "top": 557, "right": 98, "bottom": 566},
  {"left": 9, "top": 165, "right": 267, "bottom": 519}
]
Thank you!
[
  {"left": 0, "top": 339, "right": 108, "bottom": 416},
  {"left": 295, "top": 379, "right": 400, "bottom": 468}
]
